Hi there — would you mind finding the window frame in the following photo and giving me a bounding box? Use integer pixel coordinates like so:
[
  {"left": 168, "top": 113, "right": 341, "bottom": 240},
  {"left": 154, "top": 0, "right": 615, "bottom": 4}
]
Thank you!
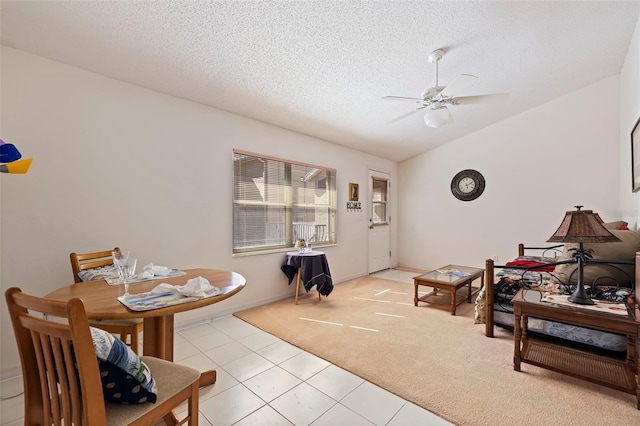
[
  {"left": 232, "top": 149, "right": 337, "bottom": 255},
  {"left": 371, "top": 177, "right": 389, "bottom": 226}
]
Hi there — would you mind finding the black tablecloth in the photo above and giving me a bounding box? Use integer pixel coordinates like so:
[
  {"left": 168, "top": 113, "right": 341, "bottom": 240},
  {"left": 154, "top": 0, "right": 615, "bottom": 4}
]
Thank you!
[{"left": 281, "top": 251, "right": 333, "bottom": 297}]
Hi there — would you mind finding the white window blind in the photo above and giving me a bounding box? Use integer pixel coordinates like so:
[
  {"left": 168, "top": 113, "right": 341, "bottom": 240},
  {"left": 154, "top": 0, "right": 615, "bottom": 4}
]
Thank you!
[{"left": 233, "top": 150, "right": 336, "bottom": 254}]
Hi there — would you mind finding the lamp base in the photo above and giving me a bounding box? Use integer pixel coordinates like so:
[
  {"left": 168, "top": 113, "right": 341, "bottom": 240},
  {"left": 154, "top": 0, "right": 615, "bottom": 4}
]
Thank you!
[{"left": 568, "top": 286, "right": 595, "bottom": 305}]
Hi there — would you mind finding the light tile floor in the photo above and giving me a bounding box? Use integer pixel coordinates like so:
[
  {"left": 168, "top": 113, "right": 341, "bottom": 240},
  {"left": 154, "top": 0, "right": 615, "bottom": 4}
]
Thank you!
[{"left": 1, "top": 313, "right": 452, "bottom": 425}]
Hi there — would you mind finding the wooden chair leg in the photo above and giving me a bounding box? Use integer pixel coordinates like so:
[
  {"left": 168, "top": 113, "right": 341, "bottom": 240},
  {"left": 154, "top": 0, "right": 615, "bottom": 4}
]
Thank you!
[
  {"left": 130, "top": 328, "right": 140, "bottom": 355},
  {"left": 121, "top": 332, "right": 131, "bottom": 346},
  {"left": 188, "top": 381, "right": 199, "bottom": 425},
  {"left": 163, "top": 412, "right": 180, "bottom": 425}
]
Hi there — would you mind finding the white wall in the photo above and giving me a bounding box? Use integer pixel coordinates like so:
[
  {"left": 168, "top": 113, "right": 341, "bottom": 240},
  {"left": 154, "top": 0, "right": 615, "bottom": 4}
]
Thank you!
[
  {"left": 618, "top": 14, "right": 640, "bottom": 228},
  {"left": 398, "top": 75, "right": 622, "bottom": 271},
  {"left": 0, "top": 47, "right": 398, "bottom": 377}
]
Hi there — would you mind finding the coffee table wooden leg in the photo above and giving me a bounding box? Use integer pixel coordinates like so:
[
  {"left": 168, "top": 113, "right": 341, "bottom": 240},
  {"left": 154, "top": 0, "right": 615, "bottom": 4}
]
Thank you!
[
  {"left": 450, "top": 288, "right": 456, "bottom": 315},
  {"left": 414, "top": 281, "right": 418, "bottom": 306}
]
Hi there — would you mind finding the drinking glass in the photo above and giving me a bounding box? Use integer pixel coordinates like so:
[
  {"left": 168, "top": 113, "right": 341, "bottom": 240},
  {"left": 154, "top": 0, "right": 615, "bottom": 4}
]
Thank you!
[
  {"left": 122, "top": 257, "right": 137, "bottom": 297},
  {"left": 112, "top": 250, "right": 129, "bottom": 284}
]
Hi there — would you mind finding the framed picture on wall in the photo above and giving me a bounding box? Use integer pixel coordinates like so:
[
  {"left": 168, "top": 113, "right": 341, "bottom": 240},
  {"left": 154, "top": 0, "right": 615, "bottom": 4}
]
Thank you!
[
  {"left": 632, "top": 116, "right": 640, "bottom": 192},
  {"left": 349, "top": 183, "right": 359, "bottom": 201}
]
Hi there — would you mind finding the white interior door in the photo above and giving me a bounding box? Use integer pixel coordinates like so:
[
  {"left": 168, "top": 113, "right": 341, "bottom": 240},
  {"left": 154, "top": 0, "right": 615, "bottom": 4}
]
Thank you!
[{"left": 368, "top": 170, "right": 390, "bottom": 273}]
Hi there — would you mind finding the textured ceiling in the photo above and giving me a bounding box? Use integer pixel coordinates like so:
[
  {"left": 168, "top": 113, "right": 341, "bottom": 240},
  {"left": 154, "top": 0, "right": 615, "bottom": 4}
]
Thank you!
[{"left": 2, "top": 1, "right": 639, "bottom": 162}]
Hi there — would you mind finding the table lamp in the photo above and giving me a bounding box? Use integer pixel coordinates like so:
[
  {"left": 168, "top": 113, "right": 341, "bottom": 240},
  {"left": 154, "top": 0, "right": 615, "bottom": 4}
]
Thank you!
[{"left": 547, "top": 206, "right": 621, "bottom": 305}]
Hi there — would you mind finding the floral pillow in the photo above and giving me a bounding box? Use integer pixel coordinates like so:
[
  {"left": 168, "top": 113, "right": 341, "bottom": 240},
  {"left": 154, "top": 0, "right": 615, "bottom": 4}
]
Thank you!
[
  {"left": 494, "top": 258, "right": 562, "bottom": 301},
  {"left": 474, "top": 287, "right": 486, "bottom": 324},
  {"left": 90, "top": 327, "right": 157, "bottom": 404},
  {"left": 78, "top": 265, "right": 119, "bottom": 282}
]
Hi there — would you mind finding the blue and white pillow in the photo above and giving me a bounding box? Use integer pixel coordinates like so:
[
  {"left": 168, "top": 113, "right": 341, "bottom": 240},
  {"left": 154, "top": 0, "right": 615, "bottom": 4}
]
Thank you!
[
  {"left": 78, "top": 265, "right": 119, "bottom": 282},
  {"left": 90, "top": 327, "right": 157, "bottom": 404}
]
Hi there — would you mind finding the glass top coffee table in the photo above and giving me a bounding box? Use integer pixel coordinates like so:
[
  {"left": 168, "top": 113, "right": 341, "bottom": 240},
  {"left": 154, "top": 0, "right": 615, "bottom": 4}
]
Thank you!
[{"left": 413, "top": 264, "right": 484, "bottom": 315}]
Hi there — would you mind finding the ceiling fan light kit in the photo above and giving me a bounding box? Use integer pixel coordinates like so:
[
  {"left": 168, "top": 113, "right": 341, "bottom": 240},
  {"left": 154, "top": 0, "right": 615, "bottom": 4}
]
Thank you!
[
  {"left": 424, "top": 106, "right": 452, "bottom": 128},
  {"left": 383, "top": 48, "right": 508, "bottom": 128}
]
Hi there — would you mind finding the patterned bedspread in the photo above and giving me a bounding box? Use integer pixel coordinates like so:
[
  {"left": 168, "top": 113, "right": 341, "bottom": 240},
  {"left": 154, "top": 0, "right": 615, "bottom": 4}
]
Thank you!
[{"left": 494, "top": 256, "right": 563, "bottom": 302}]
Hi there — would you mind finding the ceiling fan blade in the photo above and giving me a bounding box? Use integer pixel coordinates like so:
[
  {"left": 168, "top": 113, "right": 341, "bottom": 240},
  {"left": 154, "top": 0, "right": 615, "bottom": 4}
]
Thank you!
[
  {"left": 440, "top": 74, "right": 478, "bottom": 97},
  {"left": 387, "top": 106, "right": 426, "bottom": 124},
  {"left": 453, "top": 93, "right": 509, "bottom": 105},
  {"left": 382, "top": 95, "right": 423, "bottom": 103}
]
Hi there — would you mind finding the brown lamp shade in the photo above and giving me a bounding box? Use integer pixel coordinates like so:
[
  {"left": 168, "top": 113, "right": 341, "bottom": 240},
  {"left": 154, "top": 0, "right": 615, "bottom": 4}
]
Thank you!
[{"left": 547, "top": 206, "right": 621, "bottom": 243}]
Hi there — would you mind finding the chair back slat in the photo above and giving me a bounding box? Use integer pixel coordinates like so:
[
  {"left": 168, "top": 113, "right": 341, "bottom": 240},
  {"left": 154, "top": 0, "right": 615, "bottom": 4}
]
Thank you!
[
  {"left": 39, "top": 333, "right": 63, "bottom": 425},
  {"left": 30, "top": 331, "right": 56, "bottom": 425},
  {"left": 61, "top": 338, "right": 83, "bottom": 424},
  {"left": 51, "top": 336, "right": 73, "bottom": 424}
]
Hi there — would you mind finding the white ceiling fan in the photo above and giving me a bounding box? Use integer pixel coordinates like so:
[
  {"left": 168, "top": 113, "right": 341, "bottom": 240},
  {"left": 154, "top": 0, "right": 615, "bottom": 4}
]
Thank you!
[{"left": 382, "top": 49, "right": 509, "bottom": 128}]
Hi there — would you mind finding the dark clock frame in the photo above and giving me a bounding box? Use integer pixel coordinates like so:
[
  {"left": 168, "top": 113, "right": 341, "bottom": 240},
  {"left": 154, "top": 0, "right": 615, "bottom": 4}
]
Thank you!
[{"left": 450, "top": 169, "right": 485, "bottom": 201}]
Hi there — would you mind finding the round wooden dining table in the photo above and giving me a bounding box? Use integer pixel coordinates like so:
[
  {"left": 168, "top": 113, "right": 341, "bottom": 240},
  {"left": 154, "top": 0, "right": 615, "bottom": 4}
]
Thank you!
[{"left": 45, "top": 268, "right": 246, "bottom": 387}]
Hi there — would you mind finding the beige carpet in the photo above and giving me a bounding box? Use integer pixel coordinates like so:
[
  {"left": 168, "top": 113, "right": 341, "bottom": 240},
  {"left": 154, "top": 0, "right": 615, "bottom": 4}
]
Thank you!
[{"left": 235, "top": 274, "right": 639, "bottom": 426}]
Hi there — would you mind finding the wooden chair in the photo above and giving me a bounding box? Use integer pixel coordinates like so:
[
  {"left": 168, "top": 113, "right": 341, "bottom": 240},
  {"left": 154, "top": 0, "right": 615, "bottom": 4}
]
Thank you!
[
  {"left": 5, "top": 287, "right": 200, "bottom": 426},
  {"left": 70, "top": 248, "right": 143, "bottom": 354}
]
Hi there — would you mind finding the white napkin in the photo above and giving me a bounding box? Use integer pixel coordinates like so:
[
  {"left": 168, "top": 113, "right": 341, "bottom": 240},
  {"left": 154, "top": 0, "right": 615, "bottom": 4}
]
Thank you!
[
  {"left": 151, "top": 276, "right": 214, "bottom": 298},
  {"left": 177, "top": 276, "right": 212, "bottom": 297},
  {"left": 138, "top": 270, "right": 155, "bottom": 280},
  {"left": 151, "top": 283, "right": 178, "bottom": 294},
  {"left": 142, "top": 262, "right": 173, "bottom": 278}
]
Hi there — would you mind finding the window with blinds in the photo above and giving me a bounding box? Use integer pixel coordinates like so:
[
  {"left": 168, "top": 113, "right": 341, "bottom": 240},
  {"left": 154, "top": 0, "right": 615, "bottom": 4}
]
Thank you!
[{"left": 233, "top": 150, "right": 336, "bottom": 254}]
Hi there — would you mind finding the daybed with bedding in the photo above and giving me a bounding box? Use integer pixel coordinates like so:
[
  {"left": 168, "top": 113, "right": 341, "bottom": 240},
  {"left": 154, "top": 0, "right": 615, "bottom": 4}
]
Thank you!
[{"left": 476, "top": 223, "right": 639, "bottom": 355}]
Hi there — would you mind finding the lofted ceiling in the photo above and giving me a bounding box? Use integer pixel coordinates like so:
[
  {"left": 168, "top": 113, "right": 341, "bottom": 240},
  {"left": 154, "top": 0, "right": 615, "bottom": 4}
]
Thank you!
[{"left": 1, "top": 1, "right": 639, "bottom": 162}]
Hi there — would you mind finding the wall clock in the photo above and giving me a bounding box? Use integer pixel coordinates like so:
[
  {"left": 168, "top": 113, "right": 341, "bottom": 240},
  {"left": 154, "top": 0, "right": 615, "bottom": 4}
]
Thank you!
[{"left": 451, "top": 169, "right": 485, "bottom": 201}]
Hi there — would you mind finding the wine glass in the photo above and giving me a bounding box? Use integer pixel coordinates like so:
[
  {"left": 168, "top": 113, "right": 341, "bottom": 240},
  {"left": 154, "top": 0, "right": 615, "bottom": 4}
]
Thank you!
[
  {"left": 112, "top": 250, "right": 129, "bottom": 284},
  {"left": 122, "top": 257, "right": 137, "bottom": 297}
]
